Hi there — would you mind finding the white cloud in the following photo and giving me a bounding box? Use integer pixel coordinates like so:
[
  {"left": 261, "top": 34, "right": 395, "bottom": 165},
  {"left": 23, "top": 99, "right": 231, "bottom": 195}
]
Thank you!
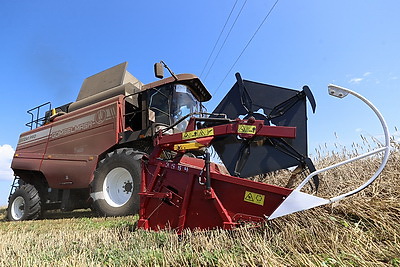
[
  {"left": 0, "top": 145, "right": 15, "bottom": 181},
  {"left": 349, "top": 77, "right": 363, "bottom": 84},
  {"left": 388, "top": 72, "right": 398, "bottom": 80},
  {"left": 348, "top": 72, "right": 372, "bottom": 84},
  {"left": 363, "top": 72, "right": 372, "bottom": 77}
]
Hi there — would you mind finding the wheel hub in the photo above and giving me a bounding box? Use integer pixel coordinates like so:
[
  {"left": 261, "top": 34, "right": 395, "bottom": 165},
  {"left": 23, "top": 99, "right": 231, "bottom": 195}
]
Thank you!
[
  {"left": 123, "top": 181, "right": 133, "bottom": 193},
  {"left": 11, "top": 196, "right": 25, "bottom": 220},
  {"left": 103, "top": 167, "right": 134, "bottom": 207}
]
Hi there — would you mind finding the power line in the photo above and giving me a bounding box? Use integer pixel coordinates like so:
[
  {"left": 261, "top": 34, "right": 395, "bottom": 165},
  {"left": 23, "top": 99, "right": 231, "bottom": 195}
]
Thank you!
[
  {"left": 203, "top": 0, "right": 248, "bottom": 82},
  {"left": 200, "top": 0, "right": 239, "bottom": 78},
  {"left": 212, "top": 0, "right": 280, "bottom": 96}
]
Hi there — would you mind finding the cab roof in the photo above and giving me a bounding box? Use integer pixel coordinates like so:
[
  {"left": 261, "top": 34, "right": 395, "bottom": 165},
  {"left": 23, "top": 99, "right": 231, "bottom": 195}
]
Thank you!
[{"left": 142, "top": 74, "right": 212, "bottom": 102}]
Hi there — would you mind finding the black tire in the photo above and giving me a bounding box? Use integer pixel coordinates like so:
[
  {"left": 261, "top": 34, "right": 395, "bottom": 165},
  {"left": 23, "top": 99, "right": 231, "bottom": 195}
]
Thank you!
[
  {"left": 91, "top": 148, "right": 143, "bottom": 217},
  {"left": 7, "top": 184, "right": 41, "bottom": 221}
]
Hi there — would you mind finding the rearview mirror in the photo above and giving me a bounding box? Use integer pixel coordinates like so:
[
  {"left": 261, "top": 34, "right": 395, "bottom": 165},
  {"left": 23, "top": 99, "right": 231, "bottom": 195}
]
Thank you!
[{"left": 154, "top": 63, "right": 164, "bottom": 79}]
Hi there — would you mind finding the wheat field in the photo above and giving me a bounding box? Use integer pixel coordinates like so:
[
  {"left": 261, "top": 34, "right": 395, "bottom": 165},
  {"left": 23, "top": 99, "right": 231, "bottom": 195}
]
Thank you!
[{"left": 0, "top": 142, "right": 399, "bottom": 266}]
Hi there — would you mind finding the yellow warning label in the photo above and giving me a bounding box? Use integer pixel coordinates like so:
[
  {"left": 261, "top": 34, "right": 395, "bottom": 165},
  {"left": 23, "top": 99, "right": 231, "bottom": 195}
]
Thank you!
[
  {"left": 238, "top": 125, "right": 256, "bottom": 134},
  {"left": 244, "top": 191, "right": 265, "bottom": 206},
  {"left": 174, "top": 142, "right": 205, "bottom": 151},
  {"left": 182, "top": 128, "right": 214, "bottom": 140}
]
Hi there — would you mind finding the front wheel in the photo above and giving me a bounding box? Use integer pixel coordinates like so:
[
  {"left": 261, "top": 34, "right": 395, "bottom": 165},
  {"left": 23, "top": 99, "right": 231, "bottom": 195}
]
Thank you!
[
  {"left": 7, "top": 184, "right": 42, "bottom": 221},
  {"left": 91, "top": 149, "right": 143, "bottom": 217}
]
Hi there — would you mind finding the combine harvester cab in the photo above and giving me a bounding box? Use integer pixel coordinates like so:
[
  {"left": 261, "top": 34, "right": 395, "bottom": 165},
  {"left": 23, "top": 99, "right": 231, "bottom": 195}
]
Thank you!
[{"left": 137, "top": 74, "right": 391, "bottom": 233}]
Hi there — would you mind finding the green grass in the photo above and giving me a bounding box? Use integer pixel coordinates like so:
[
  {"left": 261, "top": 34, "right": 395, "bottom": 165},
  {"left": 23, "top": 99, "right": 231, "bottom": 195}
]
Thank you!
[{"left": 0, "top": 145, "right": 399, "bottom": 266}]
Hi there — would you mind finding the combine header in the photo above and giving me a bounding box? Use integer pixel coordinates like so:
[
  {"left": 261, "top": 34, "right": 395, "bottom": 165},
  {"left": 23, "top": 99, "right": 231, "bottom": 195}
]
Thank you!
[
  {"left": 8, "top": 62, "right": 390, "bottom": 233},
  {"left": 136, "top": 77, "right": 390, "bottom": 233}
]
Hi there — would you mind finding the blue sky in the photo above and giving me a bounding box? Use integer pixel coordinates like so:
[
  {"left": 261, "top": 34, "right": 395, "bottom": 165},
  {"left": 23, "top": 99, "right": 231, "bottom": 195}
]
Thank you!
[{"left": 0, "top": 0, "right": 399, "bottom": 206}]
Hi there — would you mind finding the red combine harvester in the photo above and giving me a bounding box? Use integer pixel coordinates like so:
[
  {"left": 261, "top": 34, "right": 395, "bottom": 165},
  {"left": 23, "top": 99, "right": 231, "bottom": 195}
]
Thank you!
[{"left": 8, "top": 62, "right": 390, "bottom": 233}]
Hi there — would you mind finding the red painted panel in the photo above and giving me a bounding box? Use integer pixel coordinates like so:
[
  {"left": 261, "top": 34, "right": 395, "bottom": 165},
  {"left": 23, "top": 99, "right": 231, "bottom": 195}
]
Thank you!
[
  {"left": 139, "top": 158, "right": 293, "bottom": 233},
  {"left": 40, "top": 97, "right": 124, "bottom": 189},
  {"left": 12, "top": 96, "right": 125, "bottom": 189},
  {"left": 12, "top": 125, "right": 52, "bottom": 171}
]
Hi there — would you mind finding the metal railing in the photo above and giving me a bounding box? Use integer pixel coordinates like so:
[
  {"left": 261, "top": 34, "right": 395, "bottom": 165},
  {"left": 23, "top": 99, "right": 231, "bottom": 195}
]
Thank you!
[{"left": 25, "top": 102, "right": 51, "bottom": 130}]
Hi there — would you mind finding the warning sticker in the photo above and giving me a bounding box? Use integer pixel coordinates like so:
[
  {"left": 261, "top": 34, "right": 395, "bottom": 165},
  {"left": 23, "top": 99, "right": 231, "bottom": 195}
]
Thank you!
[
  {"left": 182, "top": 128, "right": 214, "bottom": 140},
  {"left": 244, "top": 191, "right": 265, "bottom": 206},
  {"left": 238, "top": 125, "right": 256, "bottom": 134}
]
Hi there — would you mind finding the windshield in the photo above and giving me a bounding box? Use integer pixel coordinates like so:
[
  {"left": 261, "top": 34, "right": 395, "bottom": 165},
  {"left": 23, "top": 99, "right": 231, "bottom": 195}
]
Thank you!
[
  {"left": 148, "top": 84, "right": 199, "bottom": 132},
  {"left": 171, "top": 84, "right": 198, "bottom": 131}
]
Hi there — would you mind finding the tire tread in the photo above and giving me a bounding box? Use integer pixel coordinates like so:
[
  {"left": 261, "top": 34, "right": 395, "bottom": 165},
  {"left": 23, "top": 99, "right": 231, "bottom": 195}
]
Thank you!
[
  {"left": 7, "top": 184, "right": 42, "bottom": 221},
  {"left": 91, "top": 148, "right": 144, "bottom": 217}
]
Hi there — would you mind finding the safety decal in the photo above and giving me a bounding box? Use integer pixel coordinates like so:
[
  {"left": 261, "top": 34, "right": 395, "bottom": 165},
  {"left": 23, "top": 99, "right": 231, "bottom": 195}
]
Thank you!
[
  {"left": 182, "top": 128, "right": 214, "bottom": 140},
  {"left": 244, "top": 191, "right": 265, "bottom": 206},
  {"left": 238, "top": 125, "right": 256, "bottom": 134}
]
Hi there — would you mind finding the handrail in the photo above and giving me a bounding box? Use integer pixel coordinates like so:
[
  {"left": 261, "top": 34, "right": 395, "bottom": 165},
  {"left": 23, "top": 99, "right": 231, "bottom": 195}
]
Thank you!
[
  {"left": 25, "top": 102, "right": 52, "bottom": 130},
  {"left": 295, "top": 84, "right": 391, "bottom": 202}
]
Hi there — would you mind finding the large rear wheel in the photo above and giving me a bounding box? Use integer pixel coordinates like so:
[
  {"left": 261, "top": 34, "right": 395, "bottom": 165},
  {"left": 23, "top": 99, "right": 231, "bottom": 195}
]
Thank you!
[
  {"left": 7, "top": 184, "right": 42, "bottom": 221},
  {"left": 91, "top": 148, "right": 143, "bottom": 217}
]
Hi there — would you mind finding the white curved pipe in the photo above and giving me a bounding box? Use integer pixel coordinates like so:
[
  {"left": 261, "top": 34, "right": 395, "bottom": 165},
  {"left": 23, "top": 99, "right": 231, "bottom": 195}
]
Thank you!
[{"left": 296, "top": 84, "right": 391, "bottom": 202}]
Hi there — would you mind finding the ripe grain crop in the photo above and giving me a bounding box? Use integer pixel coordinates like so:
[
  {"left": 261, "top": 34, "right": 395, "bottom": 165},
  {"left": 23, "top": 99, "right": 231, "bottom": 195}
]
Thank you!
[{"left": 0, "top": 141, "right": 399, "bottom": 266}]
